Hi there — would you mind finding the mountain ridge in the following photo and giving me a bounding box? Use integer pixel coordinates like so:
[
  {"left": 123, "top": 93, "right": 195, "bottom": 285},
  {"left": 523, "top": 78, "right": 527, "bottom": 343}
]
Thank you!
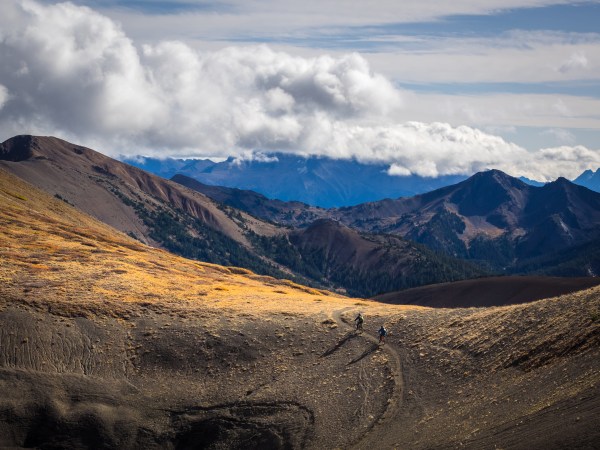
[
  {"left": 126, "top": 153, "right": 467, "bottom": 207},
  {"left": 1, "top": 135, "right": 483, "bottom": 297},
  {"left": 175, "top": 166, "right": 600, "bottom": 274},
  {"left": 331, "top": 169, "right": 600, "bottom": 269},
  {"left": 0, "top": 135, "right": 291, "bottom": 278},
  {"left": 573, "top": 168, "right": 600, "bottom": 192}
]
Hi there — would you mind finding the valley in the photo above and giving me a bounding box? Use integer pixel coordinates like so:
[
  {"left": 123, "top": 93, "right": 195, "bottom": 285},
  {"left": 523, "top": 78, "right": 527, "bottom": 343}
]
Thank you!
[
  {"left": 1, "top": 165, "right": 599, "bottom": 448},
  {"left": 174, "top": 169, "right": 600, "bottom": 276}
]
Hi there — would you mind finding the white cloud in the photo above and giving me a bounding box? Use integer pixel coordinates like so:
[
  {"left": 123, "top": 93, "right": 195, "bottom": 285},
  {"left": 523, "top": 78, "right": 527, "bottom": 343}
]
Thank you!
[
  {"left": 312, "top": 121, "right": 530, "bottom": 177},
  {"left": 0, "top": 0, "right": 164, "bottom": 135},
  {"left": 541, "top": 128, "right": 576, "bottom": 143},
  {"left": 0, "top": 85, "right": 8, "bottom": 110},
  {"left": 387, "top": 164, "right": 412, "bottom": 176},
  {"left": 524, "top": 145, "right": 600, "bottom": 180},
  {"left": 558, "top": 51, "right": 589, "bottom": 73},
  {"left": 0, "top": 0, "right": 598, "bottom": 183},
  {"left": 0, "top": 1, "right": 402, "bottom": 153},
  {"left": 232, "top": 151, "right": 279, "bottom": 165}
]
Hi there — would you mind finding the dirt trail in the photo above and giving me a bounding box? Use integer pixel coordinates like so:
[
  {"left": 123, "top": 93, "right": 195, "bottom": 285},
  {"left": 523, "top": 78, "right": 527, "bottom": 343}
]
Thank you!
[{"left": 331, "top": 307, "right": 404, "bottom": 449}]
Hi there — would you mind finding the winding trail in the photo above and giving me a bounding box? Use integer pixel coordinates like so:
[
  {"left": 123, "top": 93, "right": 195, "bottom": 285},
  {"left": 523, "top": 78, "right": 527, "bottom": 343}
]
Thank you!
[{"left": 330, "top": 307, "right": 404, "bottom": 449}]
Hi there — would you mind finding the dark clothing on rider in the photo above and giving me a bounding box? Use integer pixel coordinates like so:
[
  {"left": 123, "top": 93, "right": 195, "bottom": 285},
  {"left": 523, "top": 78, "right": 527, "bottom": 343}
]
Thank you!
[
  {"left": 378, "top": 326, "right": 387, "bottom": 343},
  {"left": 355, "top": 314, "right": 364, "bottom": 330}
]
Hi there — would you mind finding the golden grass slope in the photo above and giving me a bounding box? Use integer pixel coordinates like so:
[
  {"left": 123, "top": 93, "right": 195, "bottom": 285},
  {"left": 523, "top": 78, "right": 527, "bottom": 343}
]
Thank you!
[{"left": 0, "top": 167, "right": 357, "bottom": 318}]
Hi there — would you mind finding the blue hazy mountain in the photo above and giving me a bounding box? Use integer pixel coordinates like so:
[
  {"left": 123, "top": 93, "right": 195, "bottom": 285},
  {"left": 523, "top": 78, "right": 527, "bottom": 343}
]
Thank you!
[
  {"left": 123, "top": 157, "right": 215, "bottom": 179},
  {"left": 519, "top": 176, "right": 545, "bottom": 187},
  {"left": 573, "top": 169, "right": 600, "bottom": 193},
  {"left": 124, "top": 154, "right": 467, "bottom": 207}
]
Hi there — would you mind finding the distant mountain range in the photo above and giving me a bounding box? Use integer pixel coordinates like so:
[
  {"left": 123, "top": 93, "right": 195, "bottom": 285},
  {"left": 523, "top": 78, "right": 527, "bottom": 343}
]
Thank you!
[
  {"left": 125, "top": 154, "right": 599, "bottom": 207},
  {"left": 124, "top": 154, "right": 467, "bottom": 207},
  {"left": 0, "top": 135, "right": 482, "bottom": 297},
  {"left": 174, "top": 170, "right": 600, "bottom": 275},
  {"left": 335, "top": 171, "right": 600, "bottom": 265},
  {"left": 3, "top": 135, "right": 599, "bottom": 295}
]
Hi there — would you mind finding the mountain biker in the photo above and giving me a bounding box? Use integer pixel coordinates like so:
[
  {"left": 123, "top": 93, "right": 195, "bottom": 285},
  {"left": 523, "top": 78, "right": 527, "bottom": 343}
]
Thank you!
[
  {"left": 354, "top": 313, "right": 364, "bottom": 331},
  {"left": 378, "top": 325, "right": 388, "bottom": 344}
]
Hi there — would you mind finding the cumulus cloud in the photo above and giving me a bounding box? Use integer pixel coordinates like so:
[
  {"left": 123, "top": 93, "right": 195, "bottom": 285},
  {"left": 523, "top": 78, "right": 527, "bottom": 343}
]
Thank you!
[
  {"left": 0, "top": 0, "right": 597, "bottom": 182},
  {"left": 0, "top": 1, "right": 401, "bottom": 151},
  {"left": 558, "top": 51, "right": 588, "bottom": 73},
  {"left": 315, "top": 121, "right": 531, "bottom": 178},
  {"left": 0, "top": 0, "right": 164, "bottom": 136},
  {"left": 523, "top": 145, "right": 600, "bottom": 181}
]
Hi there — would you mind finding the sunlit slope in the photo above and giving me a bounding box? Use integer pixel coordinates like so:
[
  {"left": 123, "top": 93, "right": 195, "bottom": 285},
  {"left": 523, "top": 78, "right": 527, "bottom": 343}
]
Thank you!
[{"left": 0, "top": 167, "right": 342, "bottom": 314}]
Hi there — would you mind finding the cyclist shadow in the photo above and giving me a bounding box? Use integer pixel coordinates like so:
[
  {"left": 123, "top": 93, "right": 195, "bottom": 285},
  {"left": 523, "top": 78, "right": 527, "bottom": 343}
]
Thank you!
[
  {"left": 321, "top": 330, "right": 361, "bottom": 357},
  {"left": 347, "top": 343, "right": 379, "bottom": 365}
]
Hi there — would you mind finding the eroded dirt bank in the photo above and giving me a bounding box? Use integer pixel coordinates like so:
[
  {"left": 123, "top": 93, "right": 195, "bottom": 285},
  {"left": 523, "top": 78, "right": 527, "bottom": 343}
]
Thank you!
[
  {"left": 1, "top": 286, "right": 598, "bottom": 449},
  {"left": 0, "top": 295, "right": 398, "bottom": 449}
]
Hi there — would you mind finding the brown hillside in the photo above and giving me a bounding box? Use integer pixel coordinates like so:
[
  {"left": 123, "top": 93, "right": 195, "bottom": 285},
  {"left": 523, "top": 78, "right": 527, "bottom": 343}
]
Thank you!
[
  {"left": 1, "top": 167, "right": 598, "bottom": 449},
  {"left": 331, "top": 169, "right": 600, "bottom": 271},
  {"left": 374, "top": 276, "right": 600, "bottom": 307},
  {"left": 0, "top": 135, "right": 278, "bottom": 246}
]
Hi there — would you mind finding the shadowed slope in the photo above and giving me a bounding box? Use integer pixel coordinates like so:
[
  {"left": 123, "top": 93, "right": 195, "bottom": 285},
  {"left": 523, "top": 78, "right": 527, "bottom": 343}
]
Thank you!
[
  {"left": 361, "top": 286, "right": 600, "bottom": 449},
  {"left": 172, "top": 173, "right": 327, "bottom": 227},
  {"left": 374, "top": 276, "right": 600, "bottom": 307}
]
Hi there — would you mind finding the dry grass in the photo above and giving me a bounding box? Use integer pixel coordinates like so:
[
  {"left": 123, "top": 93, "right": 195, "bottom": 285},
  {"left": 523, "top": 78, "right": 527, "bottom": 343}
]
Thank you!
[{"left": 0, "top": 168, "right": 414, "bottom": 324}]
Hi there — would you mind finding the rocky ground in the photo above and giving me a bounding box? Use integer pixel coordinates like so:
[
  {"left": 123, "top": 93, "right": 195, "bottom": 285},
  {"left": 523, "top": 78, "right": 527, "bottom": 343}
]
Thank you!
[
  {"left": 1, "top": 286, "right": 597, "bottom": 449},
  {"left": 359, "top": 287, "right": 600, "bottom": 449},
  {"left": 0, "top": 297, "right": 398, "bottom": 449}
]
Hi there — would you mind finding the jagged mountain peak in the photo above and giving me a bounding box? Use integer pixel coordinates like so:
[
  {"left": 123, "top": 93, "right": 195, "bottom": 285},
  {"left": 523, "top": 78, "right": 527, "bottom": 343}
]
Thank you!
[
  {"left": 539, "top": 176, "right": 598, "bottom": 198},
  {"left": 552, "top": 176, "right": 571, "bottom": 185},
  {"left": 462, "top": 169, "right": 528, "bottom": 190},
  {"left": 572, "top": 167, "right": 600, "bottom": 194}
]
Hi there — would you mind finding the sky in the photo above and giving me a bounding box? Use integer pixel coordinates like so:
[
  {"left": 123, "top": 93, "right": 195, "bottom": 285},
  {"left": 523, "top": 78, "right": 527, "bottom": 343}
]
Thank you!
[{"left": 0, "top": 0, "right": 599, "bottom": 180}]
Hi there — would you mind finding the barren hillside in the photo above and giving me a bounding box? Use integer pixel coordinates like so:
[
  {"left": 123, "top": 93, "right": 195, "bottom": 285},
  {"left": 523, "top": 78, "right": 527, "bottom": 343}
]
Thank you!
[
  {"left": 374, "top": 276, "right": 600, "bottom": 307},
  {"left": 1, "top": 167, "right": 598, "bottom": 449}
]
